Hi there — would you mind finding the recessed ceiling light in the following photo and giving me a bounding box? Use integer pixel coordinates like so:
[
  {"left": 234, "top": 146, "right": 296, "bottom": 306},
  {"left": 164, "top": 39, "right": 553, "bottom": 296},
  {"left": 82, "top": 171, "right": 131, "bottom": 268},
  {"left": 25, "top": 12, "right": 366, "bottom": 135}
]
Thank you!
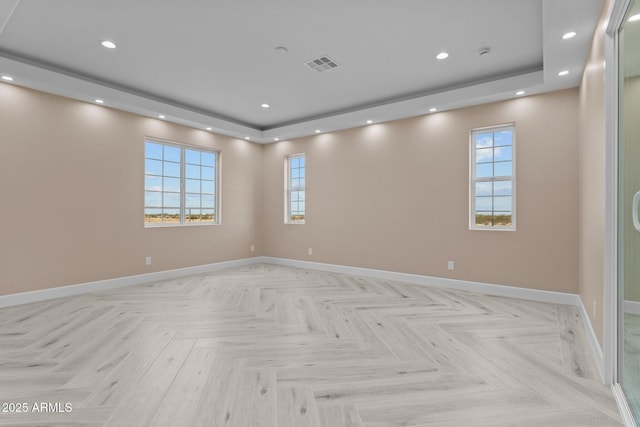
[
  {"left": 429, "top": 108, "right": 437, "bottom": 112},
  {"left": 516, "top": 91, "right": 525, "bottom": 96},
  {"left": 562, "top": 31, "right": 577, "bottom": 40},
  {"left": 158, "top": 115, "right": 165, "bottom": 119},
  {"left": 629, "top": 14, "right": 640, "bottom": 22},
  {"left": 274, "top": 138, "right": 280, "bottom": 141},
  {"left": 95, "top": 99, "right": 104, "bottom": 104},
  {"left": 436, "top": 52, "right": 449, "bottom": 60},
  {"left": 366, "top": 120, "right": 373, "bottom": 124},
  {"left": 206, "top": 127, "right": 212, "bottom": 131},
  {"left": 1, "top": 75, "right": 14, "bottom": 81},
  {"left": 558, "top": 70, "right": 570, "bottom": 76},
  {"left": 101, "top": 40, "right": 117, "bottom": 49},
  {"left": 245, "top": 137, "right": 250, "bottom": 140},
  {"left": 315, "top": 130, "right": 321, "bottom": 133},
  {"left": 261, "top": 103, "right": 270, "bottom": 108}
]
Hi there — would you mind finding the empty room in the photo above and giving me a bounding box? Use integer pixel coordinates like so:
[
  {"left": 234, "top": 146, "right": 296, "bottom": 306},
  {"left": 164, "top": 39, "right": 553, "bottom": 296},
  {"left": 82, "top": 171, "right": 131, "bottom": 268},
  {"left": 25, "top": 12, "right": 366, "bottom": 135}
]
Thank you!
[{"left": 1, "top": 0, "right": 640, "bottom": 425}]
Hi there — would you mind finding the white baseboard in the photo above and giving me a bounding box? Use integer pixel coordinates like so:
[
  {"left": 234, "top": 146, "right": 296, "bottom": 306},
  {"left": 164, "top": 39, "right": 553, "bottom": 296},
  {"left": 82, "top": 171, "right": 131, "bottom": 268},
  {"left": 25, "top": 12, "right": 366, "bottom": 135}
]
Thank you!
[
  {"left": 0, "top": 257, "right": 262, "bottom": 308},
  {"left": 578, "top": 298, "right": 605, "bottom": 383},
  {"left": 624, "top": 300, "right": 640, "bottom": 315},
  {"left": 261, "top": 256, "right": 606, "bottom": 383},
  {"left": 260, "top": 257, "right": 580, "bottom": 305}
]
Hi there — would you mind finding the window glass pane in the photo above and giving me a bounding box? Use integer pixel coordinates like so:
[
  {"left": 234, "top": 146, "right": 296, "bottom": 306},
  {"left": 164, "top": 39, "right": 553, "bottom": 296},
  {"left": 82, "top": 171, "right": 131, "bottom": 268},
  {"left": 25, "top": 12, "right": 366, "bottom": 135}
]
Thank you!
[
  {"left": 494, "top": 196, "right": 512, "bottom": 211},
  {"left": 494, "top": 130, "right": 513, "bottom": 147},
  {"left": 163, "top": 209, "right": 180, "bottom": 223},
  {"left": 185, "top": 209, "right": 201, "bottom": 222},
  {"left": 164, "top": 193, "right": 180, "bottom": 208},
  {"left": 494, "top": 161, "right": 512, "bottom": 177},
  {"left": 145, "top": 159, "right": 163, "bottom": 176},
  {"left": 475, "top": 212, "right": 493, "bottom": 226},
  {"left": 470, "top": 126, "right": 514, "bottom": 229},
  {"left": 494, "top": 181, "right": 512, "bottom": 196},
  {"left": 202, "top": 194, "right": 215, "bottom": 208},
  {"left": 476, "top": 148, "right": 493, "bottom": 163},
  {"left": 164, "top": 145, "right": 181, "bottom": 162},
  {"left": 494, "top": 213, "right": 512, "bottom": 226},
  {"left": 185, "top": 193, "right": 200, "bottom": 208},
  {"left": 494, "top": 146, "right": 512, "bottom": 162},
  {"left": 163, "top": 177, "right": 180, "bottom": 192},
  {"left": 287, "top": 155, "right": 305, "bottom": 223},
  {"left": 475, "top": 133, "right": 493, "bottom": 148},
  {"left": 475, "top": 182, "right": 492, "bottom": 197},
  {"left": 144, "top": 141, "right": 217, "bottom": 226},
  {"left": 145, "top": 208, "right": 162, "bottom": 224},
  {"left": 164, "top": 161, "right": 181, "bottom": 178},
  {"left": 185, "top": 149, "right": 200, "bottom": 165},
  {"left": 145, "top": 176, "right": 162, "bottom": 191},
  {"left": 145, "top": 191, "right": 162, "bottom": 207},
  {"left": 202, "top": 209, "right": 215, "bottom": 221},
  {"left": 202, "top": 152, "right": 215, "bottom": 167},
  {"left": 202, "top": 167, "right": 215, "bottom": 180},
  {"left": 201, "top": 180, "right": 214, "bottom": 194},
  {"left": 185, "top": 179, "right": 200, "bottom": 193},
  {"left": 475, "top": 197, "right": 492, "bottom": 211},
  {"left": 186, "top": 164, "right": 200, "bottom": 179},
  {"left": 145, "top": 142, "right": 163, "bottom": 160},
  {"left": 476, "top": 163, "right": 493, "bottom": 178}
]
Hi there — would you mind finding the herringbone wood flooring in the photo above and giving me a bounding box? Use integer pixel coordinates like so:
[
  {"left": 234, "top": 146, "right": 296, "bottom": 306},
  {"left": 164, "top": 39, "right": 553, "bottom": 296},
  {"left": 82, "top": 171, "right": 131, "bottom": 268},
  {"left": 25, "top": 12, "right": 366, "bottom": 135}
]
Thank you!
[{"left": 0, "top": 264, "right": 622, "bottom": 426}]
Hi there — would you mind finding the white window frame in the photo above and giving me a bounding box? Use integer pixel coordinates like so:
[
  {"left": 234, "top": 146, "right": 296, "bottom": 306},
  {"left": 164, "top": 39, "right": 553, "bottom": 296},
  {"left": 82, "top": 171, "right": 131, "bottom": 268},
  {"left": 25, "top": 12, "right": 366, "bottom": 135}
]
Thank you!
[
  {"left": 469, "top": 124, "right": 516, "bottom": 231},
  {"left": 144, "top": 138, "right": 220, "bottom": 227},
  {"left": 285, "top": 153, "right": 305, "bottom": 224}
]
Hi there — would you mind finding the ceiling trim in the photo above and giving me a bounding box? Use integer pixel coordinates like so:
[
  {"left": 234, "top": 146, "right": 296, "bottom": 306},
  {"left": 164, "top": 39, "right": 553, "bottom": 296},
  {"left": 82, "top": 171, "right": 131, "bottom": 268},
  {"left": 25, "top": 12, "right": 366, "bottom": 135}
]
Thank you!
[
  {"left": 0, "top": 0, "right": 602, "bottom": 144},
  {"left": 1, "top": 50, "right": 552, "bottom": 143}
]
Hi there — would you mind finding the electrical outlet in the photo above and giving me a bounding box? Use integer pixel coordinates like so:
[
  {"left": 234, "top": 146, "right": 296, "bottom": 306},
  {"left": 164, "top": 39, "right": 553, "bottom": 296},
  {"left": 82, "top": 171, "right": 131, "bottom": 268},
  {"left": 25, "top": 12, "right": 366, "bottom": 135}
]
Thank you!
[
  {"left": 308, "top": 248, "right": 313, "bottom": 256},
  {"left": 250, "top": 244, "right": 255, "bottom": 252},
  {"left": 447, "top": 260, "right": 454, "bottom": 270},
  {"left": 145, "top": 256, "right": 152, "bottom": 266}
]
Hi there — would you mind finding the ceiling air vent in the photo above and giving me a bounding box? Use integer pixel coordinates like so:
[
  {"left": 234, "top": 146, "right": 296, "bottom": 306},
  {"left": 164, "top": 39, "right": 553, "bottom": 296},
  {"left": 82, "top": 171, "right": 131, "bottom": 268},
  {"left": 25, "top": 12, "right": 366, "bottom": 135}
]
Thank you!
[{"left": 305, "top": 56, "right": 339, "bottom": 72}]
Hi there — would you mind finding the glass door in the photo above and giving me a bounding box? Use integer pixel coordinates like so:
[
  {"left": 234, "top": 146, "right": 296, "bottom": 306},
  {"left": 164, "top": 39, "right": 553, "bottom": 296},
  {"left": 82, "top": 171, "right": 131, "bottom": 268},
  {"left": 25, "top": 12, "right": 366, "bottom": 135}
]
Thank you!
[{"left": 620, "top": 0, "right": 640, "bottom": 421}]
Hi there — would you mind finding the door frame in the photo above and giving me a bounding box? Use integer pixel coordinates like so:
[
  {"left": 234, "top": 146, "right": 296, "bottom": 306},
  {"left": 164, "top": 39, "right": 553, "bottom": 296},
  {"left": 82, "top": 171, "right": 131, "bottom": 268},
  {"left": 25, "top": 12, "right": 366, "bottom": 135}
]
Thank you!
[{"left": 606, "top": 0, "right": 638, "bottom": 425}]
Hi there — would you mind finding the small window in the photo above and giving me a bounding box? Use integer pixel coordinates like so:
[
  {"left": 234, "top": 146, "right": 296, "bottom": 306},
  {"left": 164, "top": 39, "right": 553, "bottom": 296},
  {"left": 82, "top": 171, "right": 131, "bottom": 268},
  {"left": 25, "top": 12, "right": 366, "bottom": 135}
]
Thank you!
[
  {"left": 470, "top": 124, "right": 515, "bottom": 230},
  {"left": 144, "top": 139, "right": 219, "bottom": 226},
  {"left": 286, "top": 153, "right": 305, "bottom": 224}
]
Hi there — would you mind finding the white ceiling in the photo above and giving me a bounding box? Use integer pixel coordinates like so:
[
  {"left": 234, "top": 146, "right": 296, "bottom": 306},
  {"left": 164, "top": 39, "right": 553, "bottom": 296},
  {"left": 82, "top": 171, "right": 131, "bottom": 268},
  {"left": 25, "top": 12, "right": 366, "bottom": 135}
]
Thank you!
[{"left": 0, "top": 0, "right": 602, "bottom": 143}]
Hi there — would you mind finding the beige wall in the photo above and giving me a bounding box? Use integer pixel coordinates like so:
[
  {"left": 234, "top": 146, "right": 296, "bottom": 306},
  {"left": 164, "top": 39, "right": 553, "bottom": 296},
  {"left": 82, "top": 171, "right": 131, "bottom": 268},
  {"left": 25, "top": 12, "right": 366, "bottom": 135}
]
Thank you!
[
  {"left": 0, "top": 83, "right": 263, "bottom": 296},
  {"left": 0, "top": 65, "right": 588, "bottom": 300},
  {"left": 262, "top": 89, "right": 580, "bottom": 293},
  {"left": 577, "top": 0, "right": 611, "bottom": 346}
]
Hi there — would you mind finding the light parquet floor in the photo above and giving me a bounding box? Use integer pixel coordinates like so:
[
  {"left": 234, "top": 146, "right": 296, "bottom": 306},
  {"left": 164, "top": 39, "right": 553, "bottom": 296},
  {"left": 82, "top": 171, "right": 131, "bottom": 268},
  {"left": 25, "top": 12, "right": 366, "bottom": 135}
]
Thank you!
[{"left": 0, "top": 263, "right": 623, "bottom": 426}]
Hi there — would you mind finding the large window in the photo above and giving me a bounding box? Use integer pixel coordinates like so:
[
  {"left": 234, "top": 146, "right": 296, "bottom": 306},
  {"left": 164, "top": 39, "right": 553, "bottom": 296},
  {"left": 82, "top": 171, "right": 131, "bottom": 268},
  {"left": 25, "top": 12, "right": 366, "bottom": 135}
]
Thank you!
[
  {"left": 144, "top": 139, "right": 218, "bottom": 226},
  {"left": 470, "top": 124, "right": 515, "bottom": 230},
  {"left": 286, "top": 153, "right": 305, "bottom": 224}
]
